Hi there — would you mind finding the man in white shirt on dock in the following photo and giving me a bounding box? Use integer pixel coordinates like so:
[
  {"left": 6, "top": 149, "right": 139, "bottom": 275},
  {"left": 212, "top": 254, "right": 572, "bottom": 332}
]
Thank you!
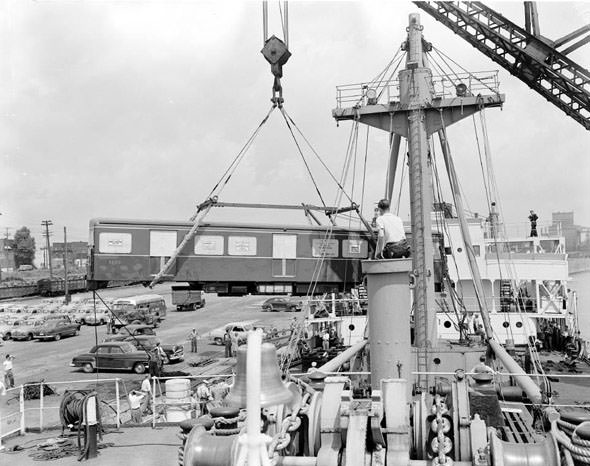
[
  {"left": 140, "top": 374, "right": 153, "bottom": 415},
  {"left": 374, "top": 199, "right": 410, "bottom": 259}
]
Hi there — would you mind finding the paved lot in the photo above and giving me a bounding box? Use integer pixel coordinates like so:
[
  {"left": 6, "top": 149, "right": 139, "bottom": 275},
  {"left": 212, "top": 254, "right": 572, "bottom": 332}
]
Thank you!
[{"left": 0, "top": 284, "right": 297, "bottom": 387}]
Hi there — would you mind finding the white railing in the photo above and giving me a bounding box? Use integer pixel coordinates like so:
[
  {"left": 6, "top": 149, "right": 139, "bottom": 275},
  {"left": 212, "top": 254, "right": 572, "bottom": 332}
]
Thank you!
[{"left": 335, "top": 70, "right": 500, "bottom": 108}]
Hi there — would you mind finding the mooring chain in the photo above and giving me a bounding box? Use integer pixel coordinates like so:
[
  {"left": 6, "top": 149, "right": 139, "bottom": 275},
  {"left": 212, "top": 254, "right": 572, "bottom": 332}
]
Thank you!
[
  {"left": 267, "top": 394, "right": 309, "bottom": 461},
  {"left": 432, "top": 395, "right": 452, "bottom": 466}
]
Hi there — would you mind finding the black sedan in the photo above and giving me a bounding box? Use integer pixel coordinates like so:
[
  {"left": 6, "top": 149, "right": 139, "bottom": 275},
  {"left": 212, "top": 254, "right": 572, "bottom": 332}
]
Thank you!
[
  {"left": 261, "top": 297, "right": 302, "bottom": 312},
  {"left": 122, "top": 336, "right": 184, "bottom": 364},
  {"left": 33, "top": 318, "right": 81, "bottom": 341},
  {"left": 70, "top": 342, "right": 149, "bottom": 374}
]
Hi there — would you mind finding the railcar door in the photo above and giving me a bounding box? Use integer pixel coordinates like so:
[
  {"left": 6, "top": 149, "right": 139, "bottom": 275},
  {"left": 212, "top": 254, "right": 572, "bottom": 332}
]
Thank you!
[{"left": 272, "top": 234, "right": 297, "bottom": 278}]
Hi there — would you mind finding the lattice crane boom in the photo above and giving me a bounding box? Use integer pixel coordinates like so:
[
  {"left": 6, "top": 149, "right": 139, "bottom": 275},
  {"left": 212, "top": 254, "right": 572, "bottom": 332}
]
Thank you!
[{"left": 414, "top": 1, "right": 590, "bottom": 130}]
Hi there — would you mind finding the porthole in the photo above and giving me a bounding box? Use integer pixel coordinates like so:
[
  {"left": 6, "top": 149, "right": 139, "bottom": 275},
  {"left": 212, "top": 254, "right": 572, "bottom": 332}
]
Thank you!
[
  {"left": 457, "top": 247, "right": 463, "bottom": 253},
  {"left": 502, "top": 321, "right": 510, "bottom": 328},
  {"left": 433, "top": 358, "right": 441, "bottom": 365},
  {"left": 443, "top": 320, "right": 452, "bottom": 328},
  {"left": 516, "top": 322, "right": 523, "bottom": 328},
  {"left": 348, "top": 324, "right": 355, "bottom": 331}
]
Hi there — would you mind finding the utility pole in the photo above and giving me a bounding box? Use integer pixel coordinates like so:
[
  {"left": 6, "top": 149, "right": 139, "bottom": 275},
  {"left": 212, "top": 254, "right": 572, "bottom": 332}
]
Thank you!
[
  {"left": 64, "top": 226, "right": 70, "bottom": 304},
  {"left": 41, "top": 220, "right": 53, "bottom": 279}
]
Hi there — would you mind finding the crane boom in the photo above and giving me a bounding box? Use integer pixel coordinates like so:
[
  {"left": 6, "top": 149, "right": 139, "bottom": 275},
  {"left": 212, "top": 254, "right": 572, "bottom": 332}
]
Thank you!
[{"left": 414, "top": 1, "right": 590, "bottom": 130}]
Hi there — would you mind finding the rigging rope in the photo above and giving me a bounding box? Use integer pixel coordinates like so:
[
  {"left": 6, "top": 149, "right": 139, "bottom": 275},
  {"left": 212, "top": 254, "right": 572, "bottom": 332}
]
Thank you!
[{"left": 279, "top": 107, "right": 327, "bottom": 207}]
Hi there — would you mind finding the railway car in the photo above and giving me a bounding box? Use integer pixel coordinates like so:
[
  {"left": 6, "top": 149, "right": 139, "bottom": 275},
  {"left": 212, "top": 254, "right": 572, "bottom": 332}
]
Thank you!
[
  {"left": 88, "top": 218, "right": 375, "bottom": 295},
  {"left": 37, "top": 277, "right": 87, "bottom": 297}
]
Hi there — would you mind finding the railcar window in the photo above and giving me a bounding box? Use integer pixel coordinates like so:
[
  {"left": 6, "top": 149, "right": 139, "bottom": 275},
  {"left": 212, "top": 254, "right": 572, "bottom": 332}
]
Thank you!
[
  {"left": 312, "top": 239, "right": 339, "bottom": 258},
  {"left": 273, "top": 235, "right": 297, "bottom": 259},
  {"left": 195, "top": 235, "right": 224, "bottom": 255},
  {"left": 228, "top": 236, "right": 257, "bottom": 256},
  {"left": 98, "top": 233, "right": 132, "bottom": 254},
  {"left": 342, "top": 239, "right": 369, "bottom": 258},
  {"left": 149, "top": 231, "right": 177, "bottom": 257}
]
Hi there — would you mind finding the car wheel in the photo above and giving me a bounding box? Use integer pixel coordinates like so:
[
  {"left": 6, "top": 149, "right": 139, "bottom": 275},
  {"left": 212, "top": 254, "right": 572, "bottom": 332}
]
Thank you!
[
  {"left": 288, "top": 306, "right": 296, "bottom": 312},
  {"left": 74, "top": 329, "right": 80, "bottom": 336},
  {"left": 100, "top": 319, "right": 105, "bottom": 325},
  {"left": 131, "top": 320, "right": 141, "bottom": 325},
  {"left": 80, "top": 319, "right": 86, "bottom": 325},
  {"left": 26, "top": 333, "right": 33, "bottom": 341},
  {"left": 177, "top": 306, "right": 183, "bottom": 312},
  {"left": 82, "top": 363, "right": 94, "bottom": 373},
  {"left": 192, "top": 303, "right": 199, "bottom": 311},
  {"left": 214, "top": 337, "right": 223, "bottom": 346},
  {"left": 54, "top": 334, "right": 61, "bottom": 341},
  {"left": 4, "top": 333, "right": 11, "bottom": 341},
  {"left": 133, "top": 363, "right": 146, "bottom": 374}
]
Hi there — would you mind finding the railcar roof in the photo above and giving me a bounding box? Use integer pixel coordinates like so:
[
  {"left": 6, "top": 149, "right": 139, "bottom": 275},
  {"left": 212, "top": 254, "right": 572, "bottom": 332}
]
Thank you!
[{"left": 90, "top": 218, "right": 371, "bottom": 233}]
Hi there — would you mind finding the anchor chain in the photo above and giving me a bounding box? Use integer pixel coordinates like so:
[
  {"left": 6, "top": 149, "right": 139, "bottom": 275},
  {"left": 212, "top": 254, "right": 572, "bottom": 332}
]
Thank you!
[{"left": 267, "top": 393, "right": 309, "bottom": 462}]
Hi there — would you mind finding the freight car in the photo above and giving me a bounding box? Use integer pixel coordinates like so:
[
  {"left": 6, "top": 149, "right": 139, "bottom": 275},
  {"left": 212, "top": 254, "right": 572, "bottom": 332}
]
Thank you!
[
  {"left": 37, "top": 277, "right": 88, "bottom": 297},
  {"left": 88, "top": 218, "right": 375, "bottom": 295}
]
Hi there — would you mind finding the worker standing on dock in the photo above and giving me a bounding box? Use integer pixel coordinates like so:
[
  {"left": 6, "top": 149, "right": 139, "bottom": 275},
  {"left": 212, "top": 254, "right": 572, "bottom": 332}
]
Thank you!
[
  {"left": 188, "top": 328, "right": 198, "bottom": 353},
  {"left": 374, "top": 199, "right": 410, "bottom": 259}
]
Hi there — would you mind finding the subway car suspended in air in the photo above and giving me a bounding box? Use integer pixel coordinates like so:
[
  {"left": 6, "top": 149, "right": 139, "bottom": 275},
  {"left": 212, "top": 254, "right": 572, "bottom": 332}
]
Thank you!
[{"left": 87, "top": 218, "right": 375, "bottom": 295}]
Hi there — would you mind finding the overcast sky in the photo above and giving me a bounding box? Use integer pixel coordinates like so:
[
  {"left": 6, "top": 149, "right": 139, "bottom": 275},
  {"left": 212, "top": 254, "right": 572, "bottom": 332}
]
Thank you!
[{"left": 1, "top": 0, "right": 589, "bottom": 248}]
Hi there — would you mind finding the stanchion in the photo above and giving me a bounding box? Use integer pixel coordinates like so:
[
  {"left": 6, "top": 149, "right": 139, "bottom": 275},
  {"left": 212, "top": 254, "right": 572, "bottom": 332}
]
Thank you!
[
  {"left": 39, "top": 382, "right": 44, "bottom": 432},
  {"left": 115, "top": 379, "right": 120, "bottom": 428},
  {"left": 19, "top": 385, "right": 25, "bottom": 435}
]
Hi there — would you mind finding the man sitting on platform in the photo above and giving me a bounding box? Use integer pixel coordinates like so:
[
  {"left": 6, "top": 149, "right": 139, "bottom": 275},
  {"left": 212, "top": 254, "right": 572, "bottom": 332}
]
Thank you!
[{"left": 374, "top": 198, "right": 410, "bottom": 259}]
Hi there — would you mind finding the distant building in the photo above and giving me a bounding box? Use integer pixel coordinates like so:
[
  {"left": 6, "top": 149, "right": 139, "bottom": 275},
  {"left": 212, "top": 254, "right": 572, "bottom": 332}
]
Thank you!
[
  {"left": 550, "top": 211, "right": 584, "bottom": 252},
  {"left": 0, "top": 238, "right": 16, "bottom": 272},
  {"left": 51, "top": 241, "right": 88, "bottom": 268}
]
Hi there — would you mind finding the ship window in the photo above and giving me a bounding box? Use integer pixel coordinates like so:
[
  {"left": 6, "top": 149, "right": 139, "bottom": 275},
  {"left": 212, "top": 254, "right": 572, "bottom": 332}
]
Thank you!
[
  {"left": 502, "top": 321, "right": 510, "bottom": 328},
  {"left": 443, "top": 320, "right": 452, "bottom": 328},
  {"left": 228, "top": 237, "right": 257, "bottom": 256},
  {"left": 516, "top": 322, "right": 523, "bottom": 328},
  {"left": 98, "top": 233, "right": 132, "bottom": 254},
  {"left": 433, "top": 358, "right": 441, "bottom": 365},
  {"left": 312, "top": 239, "right": 339, "bottom": 258},
  {"left": 195, "top": 235, "right": 224, "bottom": 255},
  {"left": 348, "top": 324, "right": 355, "bottom": 331},
  {"left": 457, "top": 247, "right": 463, "bottom": 253},
  {"left": 150, "top": 231, "right": 177, "bottom": 257}
]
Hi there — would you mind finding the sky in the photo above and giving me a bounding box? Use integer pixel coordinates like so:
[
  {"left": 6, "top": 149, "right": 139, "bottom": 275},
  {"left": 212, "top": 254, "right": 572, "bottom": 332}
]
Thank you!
[{"left": 1, "top": 0, "right": 589, "bottom": 252}]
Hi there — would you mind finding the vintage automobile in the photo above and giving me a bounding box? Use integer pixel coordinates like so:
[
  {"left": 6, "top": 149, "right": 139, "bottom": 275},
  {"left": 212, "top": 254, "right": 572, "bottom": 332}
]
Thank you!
[
  {"left": 106, "top": 324, "right": 157, "bottom": 340},
  {"left": 121, "top": 335, "right": 184, "bottom": 363},
  {"left": 11, "top": 318, "right": 48, "bottom": 341},
  {"left": 208, "top": 321, "right": 266, "bottom": 346},
  {"left": 33, "top": 316, "right": 81, "bottom": 341},
  {"left": 261, "top": 297, "right": 303, "bottom": 312},
  {"left": 70, "top": 342, "right": 149, "bottom": 374},
  {"left": 0, "top": 318, "right": 27, "bottom": 341},
  {"left": 84, "top": 308, "right": 110, "bottom": 326}
]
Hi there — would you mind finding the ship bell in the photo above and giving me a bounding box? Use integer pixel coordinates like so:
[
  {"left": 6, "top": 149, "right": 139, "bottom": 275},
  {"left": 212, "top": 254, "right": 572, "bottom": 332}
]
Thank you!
[{"left": 225, "top": 343, "right": 293, "bottom": 408}]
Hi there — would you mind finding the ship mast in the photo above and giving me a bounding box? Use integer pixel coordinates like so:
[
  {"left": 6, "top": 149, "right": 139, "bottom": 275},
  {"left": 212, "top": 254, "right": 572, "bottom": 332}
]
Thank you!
[{"left": 333, "top": 13, "right": 504, "bottom": 386}]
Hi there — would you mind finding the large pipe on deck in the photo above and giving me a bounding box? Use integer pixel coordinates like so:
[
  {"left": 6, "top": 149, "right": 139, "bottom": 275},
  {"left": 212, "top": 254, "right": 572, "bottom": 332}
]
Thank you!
[
  {"left": 489, "top": 340, "right": 542, "bottom": 404},
  {"left": 317, "top": 340, "right": 367, "bottom": 374}
]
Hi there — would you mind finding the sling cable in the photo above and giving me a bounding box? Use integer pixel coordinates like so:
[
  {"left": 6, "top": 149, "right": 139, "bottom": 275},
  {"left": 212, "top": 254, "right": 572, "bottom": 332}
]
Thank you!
[{"left": 149, "top": 1, "right": 367, "bottom": 289}]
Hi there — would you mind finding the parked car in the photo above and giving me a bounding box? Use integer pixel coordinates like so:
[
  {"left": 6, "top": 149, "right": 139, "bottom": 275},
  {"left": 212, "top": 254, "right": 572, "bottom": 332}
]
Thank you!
[
  {"left": 33, "top": 317, "right": 81, "bottom": 341},
  {"left": 122, "top": 335, "right": 184, "bottom": 363},
  {"left": 11, "top": 318, "right": 48, "bottom": 341},
  {"left": 209, "top": 321, "right": 264, "bottom": 346},
  {"left": 70, "top": 342, "right": 149, "bottom": 374},
  {"left": 0, "top": 318, "right": 26, "bottom": 341},
  {"left": 84, "top": 308, "right": 110, "bottom": 326},
  {"left": 261, "top": 297, "right": 302, "bottom": 312},
  {"left": 106, "top": 324, "right": 157, "bottom": 341}
]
